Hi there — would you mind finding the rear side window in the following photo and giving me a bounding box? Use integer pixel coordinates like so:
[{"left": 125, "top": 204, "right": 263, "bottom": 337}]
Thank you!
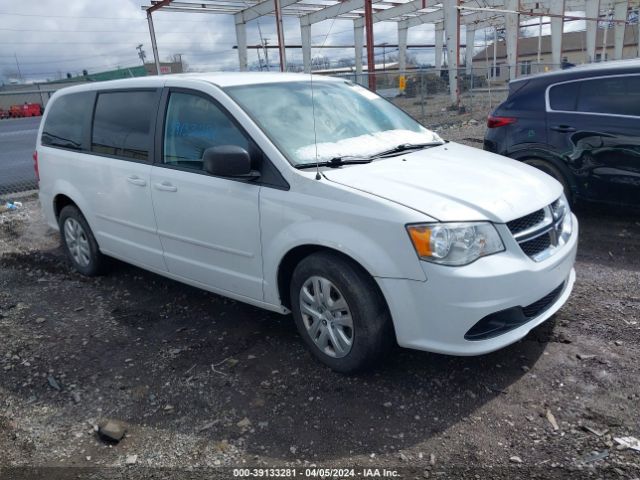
[
  {"left": 41, "top": 92, "right": 93, "bottom": 150},
  {"left": 548, "top": 82, "right": 578, "bottom": 111},
  {"left": 577, "top": 76, "right": 639, "bottom": 116},
  {"left": 91, "top": 90, "right": 157, "bottom": 161}
]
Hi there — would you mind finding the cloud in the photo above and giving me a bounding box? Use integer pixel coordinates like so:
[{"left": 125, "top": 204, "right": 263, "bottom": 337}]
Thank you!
[{"left": 0, "top": 0, "right": 486, "bottom": 81}]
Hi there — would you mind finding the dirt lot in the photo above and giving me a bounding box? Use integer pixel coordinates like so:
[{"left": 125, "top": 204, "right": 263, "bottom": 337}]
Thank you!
[{"left": 1, "top": 156, "right": 640, "bottom": 478}]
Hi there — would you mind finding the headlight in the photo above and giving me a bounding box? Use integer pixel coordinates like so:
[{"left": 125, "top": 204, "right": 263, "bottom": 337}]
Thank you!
[
  {"left": 554, "top": 194, "right": 572, "bottom": 245},
  {"left": 407, "top": 222, "right": 505, "bottom": 266}
]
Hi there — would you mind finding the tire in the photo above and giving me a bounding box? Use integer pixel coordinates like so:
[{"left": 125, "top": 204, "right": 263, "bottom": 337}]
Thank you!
[
  {"left": 290, "top": 251, "right": 394, "bottom": 373},
  {"left": 522, "top": 158, "right": 573, "bottom": 204},
  {"left": 58, "top": 205, "right": 107, "bottom": 276}
]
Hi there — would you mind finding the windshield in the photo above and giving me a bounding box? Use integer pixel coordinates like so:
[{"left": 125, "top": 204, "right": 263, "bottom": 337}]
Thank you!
[{"left": 225, "top": 80, "right": 442, "bottom": 166}]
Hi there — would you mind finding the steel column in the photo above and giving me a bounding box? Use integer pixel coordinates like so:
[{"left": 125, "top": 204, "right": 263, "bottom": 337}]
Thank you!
[
  {"left": 354, "top": 20, "right": 365, "bottom": 83},
  {"left": 435, "top": 25, "right": 443, "bottom": 69},
  {"left": 505, "top": 0, "right": 519, "bottom": 79},
  {"left": 274, "top": 0, "right": 287, "bottom": 71},
  {"left": 613, "top": 0, "right": 628, "bottom": 60},
  {"left": 443, "top": 0, "right": 460, "bottom": 105},
  {"left": 301, "top": 21, "right": 312, "bottom": 73},
  {"left": 465, "top": 27, "right": 475, "bottom": 74},
  {"left": 550, "top": 0, "right": 565, "bottom": 70},
  {"left": 364, "top": 0, "right": 376, "bottom": 90},
  {"left": 147, "top": 11, "right": 162, "bottom": 75},
  {"left": 585, "top": 0, "right": 600, "bottom": 62},
  {"left": 398, "top": 24, "right": 408, "bottom": 72},
  {"left": 235, "top": 20, "right": 248, "bottom": 71}
]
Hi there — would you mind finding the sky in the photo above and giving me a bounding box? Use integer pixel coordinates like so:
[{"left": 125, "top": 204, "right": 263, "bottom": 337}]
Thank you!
[{"left": 0, "top": 1, "right": 588, "bottom": 83}]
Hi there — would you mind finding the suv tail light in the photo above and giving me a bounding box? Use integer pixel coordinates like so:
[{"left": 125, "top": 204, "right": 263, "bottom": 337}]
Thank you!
[
  {"left": 487, "top": 115, "right": 517, "bottom": 128},
  {"left": 33, "top": 150, "right": 39, "bottom": 182}
]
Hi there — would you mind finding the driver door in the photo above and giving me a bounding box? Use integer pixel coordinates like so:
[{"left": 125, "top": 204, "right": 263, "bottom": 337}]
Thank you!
[{"left": 150, "top": 88, "right": 264, "bottom": 301}]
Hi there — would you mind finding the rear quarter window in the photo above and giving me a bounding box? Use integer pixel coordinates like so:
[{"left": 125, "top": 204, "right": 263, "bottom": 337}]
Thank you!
[
  {"left": 41, "top": 92, "right": 93, "bottom": 150},
  {"left": 548, "top": 82, "right": 578, "bottom": 111},
  {"left": 503, "top": 81, "right": 544, "bottom": 111}
]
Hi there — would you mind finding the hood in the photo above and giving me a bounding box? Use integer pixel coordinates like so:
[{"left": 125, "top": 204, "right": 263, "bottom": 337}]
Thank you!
[{"left": 323, "top": 142, "right": 563, "bottom": 223}]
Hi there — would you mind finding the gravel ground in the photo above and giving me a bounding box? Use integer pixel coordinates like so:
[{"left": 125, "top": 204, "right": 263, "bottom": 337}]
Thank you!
[{"left": 1, "top": 135, "right": 639, "bottom": 479}]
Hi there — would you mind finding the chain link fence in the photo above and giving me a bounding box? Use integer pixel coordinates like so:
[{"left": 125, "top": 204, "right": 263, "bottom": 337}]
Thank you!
[{"left": 329, "top": 66, "right": 509, "bottom": 123}]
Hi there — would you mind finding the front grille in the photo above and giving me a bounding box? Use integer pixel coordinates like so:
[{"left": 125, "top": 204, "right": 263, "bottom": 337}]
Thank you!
[
  {"left": 522, "top": 282, "right": 565, "bottom": 318},
  {"left": 520, "top": 233, "right": 551, "bottom": 257},
  {"left": 507, "top": 209, "right": 545, "bottom": 235},
  {"left": 507, "top": 200, "right": 569, "bottom": 261}
]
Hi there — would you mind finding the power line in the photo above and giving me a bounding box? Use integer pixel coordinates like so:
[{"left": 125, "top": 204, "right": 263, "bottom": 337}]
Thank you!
[{"left": 0, "top": 11, "right": 233, "bottom": 23}]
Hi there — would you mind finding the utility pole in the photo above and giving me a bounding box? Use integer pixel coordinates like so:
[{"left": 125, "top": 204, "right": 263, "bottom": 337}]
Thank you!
[
  {"left": 381, "top": 42, "right": 388, "bottom": 70},
  {"left": 14, "top": 53, "right": 23, "bottom": 82},
  {"left": 136, "top": 44, "right": 147, "bottom": 65},
  {"left": 263, "top": 38, "right": 270, "bottom": 71}
]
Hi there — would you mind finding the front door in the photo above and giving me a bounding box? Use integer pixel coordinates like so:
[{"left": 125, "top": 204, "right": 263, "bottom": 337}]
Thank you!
[{"left": 150, "top": 89, "right": 264, "bottom": 301}]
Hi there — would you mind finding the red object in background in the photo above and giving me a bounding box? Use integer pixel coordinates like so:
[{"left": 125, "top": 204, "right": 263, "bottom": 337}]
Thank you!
[
  {"left": 6, "top": 103, "right": 42, "bottom": 118},
  {"left": 23, "top": 103, "right": 42, "bottom": 117}
]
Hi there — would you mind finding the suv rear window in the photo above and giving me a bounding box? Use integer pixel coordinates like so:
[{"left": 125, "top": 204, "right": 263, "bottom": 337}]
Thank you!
[
  {"left": 91, "top": 90, "right": 157, "bottom": 161},
  {"left": 41, "top": 92, "right": 93, "bottom": 150}
]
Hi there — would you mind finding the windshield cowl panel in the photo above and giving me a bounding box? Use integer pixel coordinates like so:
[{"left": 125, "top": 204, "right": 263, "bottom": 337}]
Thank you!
[{"left": 225, "top": 80, "right": 442, "bottom": 167}]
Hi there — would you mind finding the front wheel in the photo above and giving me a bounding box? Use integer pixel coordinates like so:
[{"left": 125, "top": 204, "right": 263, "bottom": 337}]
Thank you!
[{"left": 290, "top": 252, "right": 394, "bottom": 373}]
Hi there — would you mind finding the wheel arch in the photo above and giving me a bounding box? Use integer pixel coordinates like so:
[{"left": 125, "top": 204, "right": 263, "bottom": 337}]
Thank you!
[
  {"left": 276, "top": 244, "right": 388, "bottom": 314},
  {"left": 508, "top": 148, "right": 577, "bottom": 199},
  {"left": 53, "top": 193, "right": 78, "bottom": 220}
]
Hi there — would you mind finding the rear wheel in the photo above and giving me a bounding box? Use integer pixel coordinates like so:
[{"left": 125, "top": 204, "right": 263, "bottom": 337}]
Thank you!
[
  {"left": 523, "top": 158, "right": 572, "bottom": 204},
  {"left": 59, "top": 205, "right": 107, "bottom": 276},
  {"left": 290, "top": 251, "right": 394, "bottom": 373}
]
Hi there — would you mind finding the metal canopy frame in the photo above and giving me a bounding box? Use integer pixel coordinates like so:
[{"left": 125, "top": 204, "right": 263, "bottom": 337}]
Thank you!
[{"left": 142, "top": 0, "right": 640, "bottom": 102}]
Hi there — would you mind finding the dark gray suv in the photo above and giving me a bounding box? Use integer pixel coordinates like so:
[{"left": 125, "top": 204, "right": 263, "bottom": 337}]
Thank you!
[{"left": 484, "top": 59, "right": 640, "bottom": 207}]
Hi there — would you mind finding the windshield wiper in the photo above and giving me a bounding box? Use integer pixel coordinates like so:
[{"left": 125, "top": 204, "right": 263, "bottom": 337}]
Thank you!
[
  {"left": 295, "top": 157, "right": 373, "bottom": 169},
  {"left": 295, "top": 141, "right": 445, "bottom": 170},
  {"left": 370, "top": 141, "right": 445, "bottom": 158}
]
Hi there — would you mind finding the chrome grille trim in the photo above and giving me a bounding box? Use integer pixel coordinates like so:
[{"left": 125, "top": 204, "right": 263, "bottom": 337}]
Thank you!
[
  {"left": 507, "top": 201, "right": 568, "bottom": 262},
  {"left": 512, "top": 207, "right": 553, "bottom": 241}
]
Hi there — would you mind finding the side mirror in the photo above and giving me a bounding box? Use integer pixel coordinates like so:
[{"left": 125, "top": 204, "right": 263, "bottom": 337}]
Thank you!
[{"left": 203, "top": 145, "right": 260, "bottom": 179}]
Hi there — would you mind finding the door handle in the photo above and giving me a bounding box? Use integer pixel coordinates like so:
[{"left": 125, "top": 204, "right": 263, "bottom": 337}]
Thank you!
[
  {"left": 551, "top": 125, "right": 576, "bottom": 133},
  {"left": 154, "top": 181, "right": 178, "bottom": 192},
  {"left": 127, "top": 175, "right": 147, "bottom": 187}
]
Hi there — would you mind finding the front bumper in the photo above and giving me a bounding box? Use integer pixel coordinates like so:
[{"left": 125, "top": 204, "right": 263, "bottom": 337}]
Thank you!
[{"left": 377, "top": 214, "right": 578, "bottom": 356}]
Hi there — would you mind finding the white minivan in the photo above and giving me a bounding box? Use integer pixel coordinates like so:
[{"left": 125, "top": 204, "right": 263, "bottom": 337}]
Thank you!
[{"left": 36, "top": 73, "right": 578, "bottom": 373}]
